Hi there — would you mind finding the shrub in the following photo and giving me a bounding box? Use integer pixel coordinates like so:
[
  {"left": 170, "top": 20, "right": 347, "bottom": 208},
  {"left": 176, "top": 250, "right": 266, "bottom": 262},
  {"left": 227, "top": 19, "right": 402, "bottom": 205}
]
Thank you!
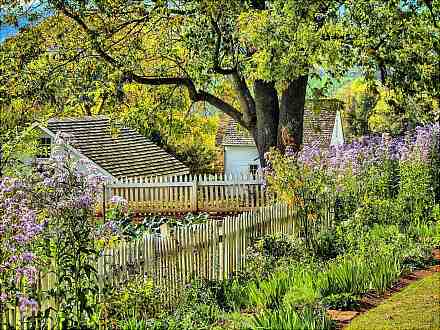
[
  {"left": 245, "top": 234, "right": 314, "bottom": 278},
  {"left": 207, "top": 277, "right": 251, "bottom": 312},
  {"left": 353, "top": 197, "right": 402, "bottom": 226},
  {"left": 309, "top": 228, "right": 341, "bottom": 261},
  {"left": 101, "top": 277, "right": 164, "bottom": 322}
]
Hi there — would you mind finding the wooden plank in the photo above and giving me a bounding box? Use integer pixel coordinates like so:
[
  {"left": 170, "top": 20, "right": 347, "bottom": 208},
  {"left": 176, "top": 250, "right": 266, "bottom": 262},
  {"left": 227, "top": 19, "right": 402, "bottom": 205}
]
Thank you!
[
  {"left": 108, "top": 181, "right": 194, "bottom": 188},
  {"left": 191, "top": 177, "right": 197, "bottom": 212},
  {"left": 198, "top": 180, "right": 261, "bottom": 186}
]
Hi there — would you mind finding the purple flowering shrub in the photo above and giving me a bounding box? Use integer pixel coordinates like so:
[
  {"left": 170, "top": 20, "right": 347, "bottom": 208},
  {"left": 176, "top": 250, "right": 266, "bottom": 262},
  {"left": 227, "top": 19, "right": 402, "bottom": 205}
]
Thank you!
[
  {"left": 266, "top": 123, "right": 440, "bottom": 226},
  {"left": 95, "top": 196, "right": 130, "bottom": 247},
  {"left": 34, "top": 145, "right": 107, "bottom": 327},
  {"left": 0, "top": 137, "right": 109, "bottom": 326}
]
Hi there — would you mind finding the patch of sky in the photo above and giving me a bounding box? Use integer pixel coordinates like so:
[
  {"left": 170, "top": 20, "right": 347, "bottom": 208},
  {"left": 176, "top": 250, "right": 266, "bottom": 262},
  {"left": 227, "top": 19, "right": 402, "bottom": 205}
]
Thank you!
[{"left": 0, "top": 2, "right": 49, "bottom": 43}]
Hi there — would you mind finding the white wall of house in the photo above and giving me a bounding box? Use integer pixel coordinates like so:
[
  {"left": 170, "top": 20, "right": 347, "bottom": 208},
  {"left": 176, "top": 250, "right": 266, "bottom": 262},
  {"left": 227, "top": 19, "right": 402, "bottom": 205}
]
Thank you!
[
  {"left": 224, "top": 145, "right": 260, "bottom": 176},
  {"left": 331, "top": 111, "right": 344, "bottom": 146}
]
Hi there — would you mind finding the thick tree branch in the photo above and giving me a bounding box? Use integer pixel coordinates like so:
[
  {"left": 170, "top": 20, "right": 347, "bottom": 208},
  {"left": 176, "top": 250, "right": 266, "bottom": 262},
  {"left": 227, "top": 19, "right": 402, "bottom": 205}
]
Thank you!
[
  {"left": 210, "top": 17, "right": 236, "bottom": 75},
  {"left": 230, "top": 72, "right": 256, "bottom": 126},
  {"left": 124, "top": 74, "right": 245, "bottom": 127},
  {"left": 58, "top": 4, "right": 120, "bottom": 67},
  {"left": 57, "top": 2, "right": 245, "bottom": 128}
]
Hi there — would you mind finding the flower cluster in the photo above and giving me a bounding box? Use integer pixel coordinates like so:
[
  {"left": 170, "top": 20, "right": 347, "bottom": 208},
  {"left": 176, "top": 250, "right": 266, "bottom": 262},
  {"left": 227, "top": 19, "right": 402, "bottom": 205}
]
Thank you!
[
  {"left": 265, "top": 123, "right": 440, "bottom": 211},
  {"left": 296, "top": 123, "right": 440, "bottom": 175},
  {"left": 110, "top": 195, "right": 128, "bottom": 208},
  {"left": 0, "top": 177, "right": 42, "bottom": 309}
]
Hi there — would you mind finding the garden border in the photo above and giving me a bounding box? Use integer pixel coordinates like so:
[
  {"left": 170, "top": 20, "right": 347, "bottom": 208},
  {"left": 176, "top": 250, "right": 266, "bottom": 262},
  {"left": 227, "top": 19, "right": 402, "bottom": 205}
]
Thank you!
[{"left": 329, "top": 249, "right": 440, "bottom": 329}]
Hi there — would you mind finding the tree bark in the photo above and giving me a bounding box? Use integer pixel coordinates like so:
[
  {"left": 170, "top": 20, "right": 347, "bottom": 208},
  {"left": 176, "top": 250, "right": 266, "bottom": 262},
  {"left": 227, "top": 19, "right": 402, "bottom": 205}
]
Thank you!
[
  {"left": 278, "top": 75, "right": 308, "bottom": 152},
  {"left": 253, "top": 80, "right": 280, "bottom": 166},
  {"left": 248, "top": 76, "right": 308, "bottom": 166}
]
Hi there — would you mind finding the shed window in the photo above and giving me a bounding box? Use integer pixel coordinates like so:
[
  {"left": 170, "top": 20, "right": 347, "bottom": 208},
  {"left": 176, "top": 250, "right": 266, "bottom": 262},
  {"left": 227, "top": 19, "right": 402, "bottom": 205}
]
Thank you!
[
  {"left": 249, "top": 164, "right": 258, "bottom": 175},
  {"left": 37, "top": 137, "right": 51, "bottom": 158}
]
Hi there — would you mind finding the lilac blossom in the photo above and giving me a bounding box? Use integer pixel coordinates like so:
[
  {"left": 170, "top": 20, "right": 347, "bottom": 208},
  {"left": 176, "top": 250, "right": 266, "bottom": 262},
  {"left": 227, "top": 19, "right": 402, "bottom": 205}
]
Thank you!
[
  {"left": 111, "top": 195, "right": 128, "bottom": 207},
  {"left": 18, "top": 296, "right": 38, "bottom": 312}
]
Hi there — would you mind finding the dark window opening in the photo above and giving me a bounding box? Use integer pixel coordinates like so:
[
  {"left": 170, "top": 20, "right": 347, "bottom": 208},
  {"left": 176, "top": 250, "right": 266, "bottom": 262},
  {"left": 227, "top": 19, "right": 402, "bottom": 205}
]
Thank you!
[
  {"left": 37, "top": 137, "right": 51, "bottom": 158},
  {"left": 249, "top": 164, "right": 258, "bottom": 176}
]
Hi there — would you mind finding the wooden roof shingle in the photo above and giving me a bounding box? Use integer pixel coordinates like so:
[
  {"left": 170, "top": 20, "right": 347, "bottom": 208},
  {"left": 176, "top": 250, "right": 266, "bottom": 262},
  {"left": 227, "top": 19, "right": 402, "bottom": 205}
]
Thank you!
[{"left": 46, "top": 116, "right": 190, "bottom": 178}]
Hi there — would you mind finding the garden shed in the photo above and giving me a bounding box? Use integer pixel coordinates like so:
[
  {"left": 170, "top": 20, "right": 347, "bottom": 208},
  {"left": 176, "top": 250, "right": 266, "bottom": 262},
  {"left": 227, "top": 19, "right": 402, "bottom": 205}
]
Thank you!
[{"left": 34, "top": 116, "right": 190, "bottom": 180}]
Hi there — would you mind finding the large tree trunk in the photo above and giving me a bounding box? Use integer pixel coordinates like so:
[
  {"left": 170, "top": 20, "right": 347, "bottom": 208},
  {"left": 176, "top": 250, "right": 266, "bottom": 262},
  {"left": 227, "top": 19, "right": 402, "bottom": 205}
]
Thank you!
[
  {"left": 278, "top": 75, "right": 308, "bottom": 152},
  {"left": 250, "top": 77, "right": 308, "bottom": 166},
  {"left": 252, "top": 80, "right": 280, "bottom": 166}
]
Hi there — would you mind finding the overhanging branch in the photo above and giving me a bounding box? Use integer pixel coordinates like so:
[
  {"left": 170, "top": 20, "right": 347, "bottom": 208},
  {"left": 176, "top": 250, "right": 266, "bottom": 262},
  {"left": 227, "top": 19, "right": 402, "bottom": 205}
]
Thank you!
[{"left": 56, "top": 2, "right": 246, "bottom": 128}]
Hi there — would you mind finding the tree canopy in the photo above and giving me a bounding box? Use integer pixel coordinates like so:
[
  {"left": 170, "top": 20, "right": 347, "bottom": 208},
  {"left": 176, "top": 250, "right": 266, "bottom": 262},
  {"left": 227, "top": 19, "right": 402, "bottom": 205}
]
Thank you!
[{"left": 1, "top": 0, "right": 439, "bottom": 163}]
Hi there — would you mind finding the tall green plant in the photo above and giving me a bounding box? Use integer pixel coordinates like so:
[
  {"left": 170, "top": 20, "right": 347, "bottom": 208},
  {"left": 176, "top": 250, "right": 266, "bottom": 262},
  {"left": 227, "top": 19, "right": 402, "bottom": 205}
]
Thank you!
[
  {"left": 249, "top": 305, "right": 333, "bottom": 330},
  {"left": 35, "top": 145, "right": 106, "bottom": 328}
]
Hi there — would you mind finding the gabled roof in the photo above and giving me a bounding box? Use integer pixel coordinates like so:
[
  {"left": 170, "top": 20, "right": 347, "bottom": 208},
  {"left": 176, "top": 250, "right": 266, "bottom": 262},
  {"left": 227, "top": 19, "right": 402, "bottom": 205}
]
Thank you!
[
  {"left": 44, "top": 116, "right": 190, "bottom": 178},
  {"left": 302, "top": 108, "right": 339, "bottom": 148},
  {"left": 217, "top": 105, "right": 341, "bottom": 149},
  {"left": 216, "top": 116, "right": 255, "bottom": 146}
]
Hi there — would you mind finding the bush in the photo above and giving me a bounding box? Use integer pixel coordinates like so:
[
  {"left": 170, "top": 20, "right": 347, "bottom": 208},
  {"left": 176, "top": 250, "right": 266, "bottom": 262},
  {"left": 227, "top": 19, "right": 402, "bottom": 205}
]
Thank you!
[
  {"left": 353, "top": 197, "right": 402, "bottom": 226},
  {"left": 245, "top": 234, "right": 310, "bottom": 278},
  {"left": 101, "top": 277, "right": 165, "bottom": 322},
  {"left": 207, "top": 277, "right": 251, "bottom": 312},
  {"left": 309, "top": 228, "right": 341, "bottom": 261}
]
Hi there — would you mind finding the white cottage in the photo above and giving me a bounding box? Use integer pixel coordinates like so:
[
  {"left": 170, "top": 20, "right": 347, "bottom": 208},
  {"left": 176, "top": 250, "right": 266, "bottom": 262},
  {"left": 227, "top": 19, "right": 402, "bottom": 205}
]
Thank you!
[
  {"left": 33, "top": 116, "right": 190, "bottom": 180},
  {"left": 216, "top": 108, "right": 345, "bottom": 176}
]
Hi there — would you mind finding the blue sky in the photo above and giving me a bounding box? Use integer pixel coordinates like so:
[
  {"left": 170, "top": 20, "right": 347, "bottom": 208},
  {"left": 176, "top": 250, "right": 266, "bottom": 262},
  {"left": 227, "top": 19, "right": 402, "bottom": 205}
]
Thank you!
[{"left": 0, "top": 25, "right": 19, "bottom": 42}]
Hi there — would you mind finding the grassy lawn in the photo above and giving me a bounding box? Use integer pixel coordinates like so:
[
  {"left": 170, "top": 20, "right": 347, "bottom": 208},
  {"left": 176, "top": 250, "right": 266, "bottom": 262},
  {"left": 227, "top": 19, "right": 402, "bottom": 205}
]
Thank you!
[{"left": 347, "top": 272, "right": 440, "bottom": 330}]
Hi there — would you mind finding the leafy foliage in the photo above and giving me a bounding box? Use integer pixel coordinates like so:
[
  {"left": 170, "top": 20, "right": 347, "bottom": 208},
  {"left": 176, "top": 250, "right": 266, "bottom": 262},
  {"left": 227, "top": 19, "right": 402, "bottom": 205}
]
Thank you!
[{"left": 2, "top": 0, "right": 438, "bottom": 160}]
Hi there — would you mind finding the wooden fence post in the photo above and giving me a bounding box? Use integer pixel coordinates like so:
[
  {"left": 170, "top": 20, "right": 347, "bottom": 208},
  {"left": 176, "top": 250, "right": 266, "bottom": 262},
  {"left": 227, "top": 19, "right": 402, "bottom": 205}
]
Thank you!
[
  {"left": 160, "top": 223, "right": 170, "bottom": 238},
  {"left": 191, "top": 177, "right": 198, "bottom": 212},
  {"left": 102, "top": 182, "right": 113, "bottom": 222}
]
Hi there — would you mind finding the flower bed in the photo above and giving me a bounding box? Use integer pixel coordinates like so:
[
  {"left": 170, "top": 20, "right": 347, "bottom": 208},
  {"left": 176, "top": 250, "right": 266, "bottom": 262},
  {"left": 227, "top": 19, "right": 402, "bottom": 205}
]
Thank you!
[{"left": 1, "top": 124, "right": 439, "bottom": 329}]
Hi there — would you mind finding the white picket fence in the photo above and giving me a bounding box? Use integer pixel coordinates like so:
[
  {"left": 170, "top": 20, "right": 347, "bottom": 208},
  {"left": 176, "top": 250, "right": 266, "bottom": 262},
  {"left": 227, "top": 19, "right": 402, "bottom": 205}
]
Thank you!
[
  {"left": 97, "top": 201, "right": 335, "bottom": 297},
  {"left": 1, "top": 200, "right": 335, "bottom": 328},
  {"left": 104, "top": 174, "right": 270, "bottom": 214}
]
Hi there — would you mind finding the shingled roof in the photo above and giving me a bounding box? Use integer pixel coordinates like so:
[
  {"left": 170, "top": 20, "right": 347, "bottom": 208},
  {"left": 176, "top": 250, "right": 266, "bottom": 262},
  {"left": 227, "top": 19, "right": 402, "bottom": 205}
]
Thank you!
[
  {"left": 302, "top": 107, "right": 338, "bottom": 148},
  {"left": 45, "top": 116, "right": 189, "bottom": 178},
  {"left": 216, "top": 116, "right": 255, "bottom": 146},
  {"left": 217, "top": 106, "right": 340, "bottom": 149}
]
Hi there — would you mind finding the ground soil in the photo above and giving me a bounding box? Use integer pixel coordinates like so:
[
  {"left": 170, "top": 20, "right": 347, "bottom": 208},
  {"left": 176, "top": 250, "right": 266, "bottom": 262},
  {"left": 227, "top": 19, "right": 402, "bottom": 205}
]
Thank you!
[{"left": 328, "top": 249, "right": 440, "bottom": 329}]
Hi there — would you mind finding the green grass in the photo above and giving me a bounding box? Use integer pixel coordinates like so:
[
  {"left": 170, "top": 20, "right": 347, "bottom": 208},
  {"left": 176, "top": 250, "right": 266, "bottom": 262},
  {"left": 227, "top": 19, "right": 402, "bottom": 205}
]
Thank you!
[{"left": 347, "top": 273, "right": 440, "bottom": 330}]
